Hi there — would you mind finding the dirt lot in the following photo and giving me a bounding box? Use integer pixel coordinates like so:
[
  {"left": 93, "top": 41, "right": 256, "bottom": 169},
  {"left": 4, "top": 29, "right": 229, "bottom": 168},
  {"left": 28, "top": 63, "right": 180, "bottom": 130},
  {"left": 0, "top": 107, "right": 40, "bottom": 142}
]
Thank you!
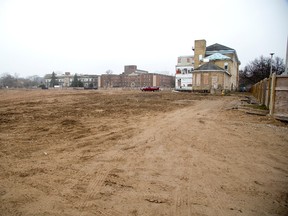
[{"left": 0, "top": 89, "right": 287, "bottom": 216}]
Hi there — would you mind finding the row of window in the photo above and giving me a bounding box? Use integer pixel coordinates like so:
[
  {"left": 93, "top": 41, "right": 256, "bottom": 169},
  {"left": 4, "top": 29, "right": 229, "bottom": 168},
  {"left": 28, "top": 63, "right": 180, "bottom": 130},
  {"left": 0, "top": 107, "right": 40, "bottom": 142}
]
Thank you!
[
  {"left": 54, "top": 79, "right": 96, "bottom": 82},
  {"left": 178, "top": 57, "right": 194, "bottom": 64},
  {"left": 176, "top": 68, "right": 194, "bottom": 74},
  {"left": 46, "top": 79, "right": 96, "bottom": 83}
]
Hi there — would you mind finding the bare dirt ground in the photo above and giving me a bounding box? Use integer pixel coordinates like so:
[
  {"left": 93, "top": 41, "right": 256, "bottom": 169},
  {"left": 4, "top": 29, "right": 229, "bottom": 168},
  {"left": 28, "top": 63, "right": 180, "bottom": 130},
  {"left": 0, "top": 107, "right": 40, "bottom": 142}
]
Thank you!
[{"left": 0, "top": 89, "right": 287, "bottom": 216}]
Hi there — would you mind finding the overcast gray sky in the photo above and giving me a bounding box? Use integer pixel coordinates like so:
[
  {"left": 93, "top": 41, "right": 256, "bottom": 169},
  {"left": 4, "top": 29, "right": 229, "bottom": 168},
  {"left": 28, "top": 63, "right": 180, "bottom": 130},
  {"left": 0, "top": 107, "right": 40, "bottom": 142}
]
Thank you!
[{"left": 0, "top": 0, "right": 287, "bottom": 77}]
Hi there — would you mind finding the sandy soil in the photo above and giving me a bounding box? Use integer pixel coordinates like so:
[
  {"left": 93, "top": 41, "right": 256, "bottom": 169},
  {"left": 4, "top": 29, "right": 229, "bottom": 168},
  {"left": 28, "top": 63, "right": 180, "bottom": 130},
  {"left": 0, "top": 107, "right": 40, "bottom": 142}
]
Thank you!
[{"left": 0, "top": 89, "right": 287, "bottom": 216}]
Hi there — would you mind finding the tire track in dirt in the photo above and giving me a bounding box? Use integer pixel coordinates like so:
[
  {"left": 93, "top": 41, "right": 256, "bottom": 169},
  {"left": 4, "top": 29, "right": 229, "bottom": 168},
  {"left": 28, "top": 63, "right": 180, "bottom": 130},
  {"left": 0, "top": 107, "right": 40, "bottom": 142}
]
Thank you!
[
  {"left": 193, "top": 156, "right": 226, "bottom": 216},
  {"left": 167, "top": 100, "right": 229, "bottom": 216},
  {"left": 170, "top": 144, "right": 213, "bottom": 216},
  {"left": 78, "top": 169, "right": 110, "bottom": 210},
  {"left": 119, "top": 102, "right": 204, "bottom": 216},
  {"left": 115, "top": 135, "right": 162, "bottom": 216},
  {"left": 76, "top": 137, "right": 153, "bottom": 216},
  {"left": 90, "top": 208, "right": 123, "bottom": 216},
  {"left": 52, "top": 137, "right": 128, "bottom": 215},
  {"left": 135, "top": 104, "right": 200, "bottom": 216},
  {"left": 53, "top": 123, "right": 139, "bottom": 215},
  {"left": 85, "top": 114, "right": 175, "bottom": 216},
  {"left": 182, "top": 99, "right": 246, "bottom": 216},
  {"left": 174, "top": 189, "right": 191, "bottom": 215},
  {"left": 77, "top": 149, "right": 125, "bottom": 216}
]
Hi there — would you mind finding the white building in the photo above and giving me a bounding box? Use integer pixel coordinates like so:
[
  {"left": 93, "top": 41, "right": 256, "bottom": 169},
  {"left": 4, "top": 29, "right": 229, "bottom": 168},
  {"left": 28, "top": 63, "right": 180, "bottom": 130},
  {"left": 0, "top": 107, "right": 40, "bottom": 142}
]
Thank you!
[
  {"left": 44, "top": 72, "right": 98, "bottom": 88},
  {"left": 175, "top": 56, "right": 194, "bottom": 91}
]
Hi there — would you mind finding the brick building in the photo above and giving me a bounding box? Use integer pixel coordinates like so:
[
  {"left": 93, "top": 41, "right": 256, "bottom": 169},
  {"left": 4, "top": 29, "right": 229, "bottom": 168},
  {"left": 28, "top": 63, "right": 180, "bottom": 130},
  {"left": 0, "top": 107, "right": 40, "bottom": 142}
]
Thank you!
[{"left": 99, "top": 65, "right": 174, "bottom": 89}]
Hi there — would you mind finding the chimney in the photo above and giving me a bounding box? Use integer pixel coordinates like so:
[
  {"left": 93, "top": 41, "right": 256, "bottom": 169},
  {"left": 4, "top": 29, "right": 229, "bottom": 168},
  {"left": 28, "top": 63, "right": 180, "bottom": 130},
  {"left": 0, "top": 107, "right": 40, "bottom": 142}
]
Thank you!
[{"left": 194, "top": 40, "right": 206, "bottom": 68}]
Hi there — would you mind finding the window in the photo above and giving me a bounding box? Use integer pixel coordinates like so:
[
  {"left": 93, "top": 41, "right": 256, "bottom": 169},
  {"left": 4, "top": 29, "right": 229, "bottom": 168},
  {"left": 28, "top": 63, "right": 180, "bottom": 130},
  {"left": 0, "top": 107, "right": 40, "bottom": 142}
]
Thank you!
[
  {"left": 196, "top": 74, "right": 201, "bottom": 86},
  {"left": 203, "top": 74, "right": 209, "bottom": 85},
  {"left": 178, "top": 58, "right": 181, "bottom": 63},
  {"left": 212, "top": 76, "right": 218, "bottom": 89},
  {"left": 187, "top": 58, "right": 190, "bottom": 63},
  {"left": 224, "top": 62, "right": 228, "bottom": 70}
]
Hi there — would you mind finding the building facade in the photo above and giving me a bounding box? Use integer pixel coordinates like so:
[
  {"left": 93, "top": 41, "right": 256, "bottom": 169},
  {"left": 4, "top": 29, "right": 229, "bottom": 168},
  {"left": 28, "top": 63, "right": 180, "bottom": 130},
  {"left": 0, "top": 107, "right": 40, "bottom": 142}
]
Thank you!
[
  {"left": 192, "top": 62, "right": 232, "bottom": 92},
  {"left": 44, "top": 72, "right": 98, "bottom": 88},
  {"left": 175, "top": 56, "right": 194, "bottom": 91},
  {"left": 99, "top": 65, "right": 175, "bottom": 89},
  {"left": 192, "top": 40, "right": 241, "bottom": 92}
]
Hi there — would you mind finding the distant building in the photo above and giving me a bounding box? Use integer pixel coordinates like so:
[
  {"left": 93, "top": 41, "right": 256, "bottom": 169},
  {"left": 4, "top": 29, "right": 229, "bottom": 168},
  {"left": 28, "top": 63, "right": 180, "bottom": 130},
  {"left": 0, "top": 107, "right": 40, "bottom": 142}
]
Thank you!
[
  {"left": 122, "top": 65, "right": 149, "bottom": 75},
  {"left": 175, "top": 56, "right": 194, "bottom": 91},
  {"left": 99, "top": 74, "right": 122, "bottom": 88},
  {"left": 192, "top": 40, "right": 241, "bottom": 92},
  {"left": 44, "top": 72, "right": 98, "bottom": 88},
  {"left": 99, "top": 65, "right": 175, "bottom": 89}
]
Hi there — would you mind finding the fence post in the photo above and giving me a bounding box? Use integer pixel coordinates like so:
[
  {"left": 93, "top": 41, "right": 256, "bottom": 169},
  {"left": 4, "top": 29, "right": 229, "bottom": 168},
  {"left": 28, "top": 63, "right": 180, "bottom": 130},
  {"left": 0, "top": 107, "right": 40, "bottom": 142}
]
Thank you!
[
  {"left": 262, "top": 78, "right": 267, "bottom": 105},
  {"left": 259, "top": 81, "right": 263, "bottom": 102},
  {"left": 255, "top": 82, "right": 259, "bottom": 100},
  {"left": 269, "top": 73, "right": 276, "bottom": 115},
  {"left": 261, "top": 80, "right": 266, "bottom": 105},
  {"left": 265, "top": 77, "right": 271, "bottom": 107}
]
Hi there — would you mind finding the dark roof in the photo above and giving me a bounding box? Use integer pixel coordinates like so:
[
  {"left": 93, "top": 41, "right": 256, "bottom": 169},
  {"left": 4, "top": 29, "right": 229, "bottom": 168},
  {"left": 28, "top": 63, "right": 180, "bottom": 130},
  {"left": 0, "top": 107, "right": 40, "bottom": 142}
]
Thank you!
[
  {"left": 206, "top": 43, "right": 234, "bottom": 51},
  {"left": 195, "top": 62, "right": 225, "bottom": 71}
]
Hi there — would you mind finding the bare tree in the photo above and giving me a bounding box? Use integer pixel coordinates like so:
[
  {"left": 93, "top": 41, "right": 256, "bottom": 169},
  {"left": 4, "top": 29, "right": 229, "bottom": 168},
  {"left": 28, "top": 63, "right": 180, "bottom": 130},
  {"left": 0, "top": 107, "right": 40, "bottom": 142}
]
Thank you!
[
  {"left": 0, "top": 73, "right": 43, "bottom": 88},
  {"left": 105, "top": 70, "right": 113, "bottom": 87},
  {"left": 105, "top": 70, "right": 113, "bottom": 75},
  {"left": 0, "top": 73, "right": 17, "bottom": 88},
  {"left": 239, "top": 56, "right": 285, "bottom": 88}
]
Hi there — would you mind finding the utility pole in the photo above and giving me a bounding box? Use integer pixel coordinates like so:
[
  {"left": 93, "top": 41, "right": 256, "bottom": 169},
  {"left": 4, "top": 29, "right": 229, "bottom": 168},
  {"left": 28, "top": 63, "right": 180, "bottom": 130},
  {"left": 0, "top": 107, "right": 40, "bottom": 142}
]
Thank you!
[
  {"left": 270, "top": 52, "right": 274, "bottom": 77},
  {"left": 284, "top": 36, "right": 288, "bottom": 75}
]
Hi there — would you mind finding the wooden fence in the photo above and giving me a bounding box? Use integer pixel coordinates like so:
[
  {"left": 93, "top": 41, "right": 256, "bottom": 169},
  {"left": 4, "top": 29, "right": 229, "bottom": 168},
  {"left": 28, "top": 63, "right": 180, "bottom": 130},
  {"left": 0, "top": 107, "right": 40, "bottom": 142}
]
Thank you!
[{"left": 251, "top": 73, "right": 288, "bottom": 121}]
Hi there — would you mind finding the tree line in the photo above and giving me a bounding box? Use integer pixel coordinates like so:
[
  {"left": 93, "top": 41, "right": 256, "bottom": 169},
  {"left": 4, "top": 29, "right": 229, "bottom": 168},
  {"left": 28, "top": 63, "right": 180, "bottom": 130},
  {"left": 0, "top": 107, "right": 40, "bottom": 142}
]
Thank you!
[
  {"left": 0, "top": 74, "right": 44, "bottom": 88},
  {"left": 49, "top": 72, "right": 85, "bottom": 88},
  {"left": 239, "top": 55, "right": 285, "bottom": 90},
  {"left": 0, "top": 72, "right": 87, "bottom": 89}
]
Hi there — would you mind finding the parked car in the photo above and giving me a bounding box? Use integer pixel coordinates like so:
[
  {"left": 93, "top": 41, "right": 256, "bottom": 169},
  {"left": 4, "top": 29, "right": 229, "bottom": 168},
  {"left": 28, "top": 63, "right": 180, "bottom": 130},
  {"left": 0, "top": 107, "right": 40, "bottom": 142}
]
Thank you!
[{"left": 140, "top": 86, "right": 160, "bottom": 92}]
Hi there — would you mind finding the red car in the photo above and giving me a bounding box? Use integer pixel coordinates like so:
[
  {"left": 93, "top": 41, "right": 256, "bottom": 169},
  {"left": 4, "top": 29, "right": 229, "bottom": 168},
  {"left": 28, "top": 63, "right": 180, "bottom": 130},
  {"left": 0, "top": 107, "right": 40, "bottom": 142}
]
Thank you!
[{"left": 140, "top": 86, "right": 160, "bottom": 92}]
